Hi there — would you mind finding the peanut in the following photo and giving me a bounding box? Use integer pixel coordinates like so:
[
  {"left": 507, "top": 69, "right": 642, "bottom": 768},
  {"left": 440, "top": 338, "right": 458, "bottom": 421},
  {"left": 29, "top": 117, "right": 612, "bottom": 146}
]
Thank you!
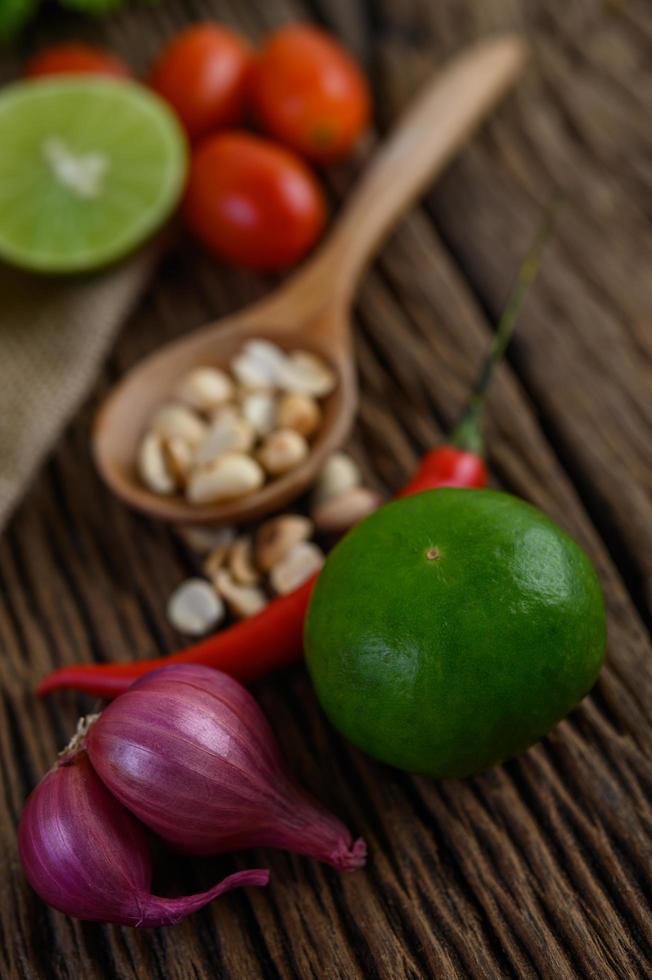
[
  {"left": 186, "top": 453, "right": 264, "bottom": 504},
  {"left": 175, "top": 367, "right": 234, "bottom": 413},
  {"left": 269, "top": 541, "right": 325, "bottom": 595},
  {"left": 258, "top": 429, "right": 308, "bottom": 476},
  {"left": 276, "top": 392, "right": 321, "bottom": 438},
  {"left": 255, "top": 515, "right": 313, "bottom": 572},
  {"left": 167, "top": 579, "right": 225, "bottom": 635}
]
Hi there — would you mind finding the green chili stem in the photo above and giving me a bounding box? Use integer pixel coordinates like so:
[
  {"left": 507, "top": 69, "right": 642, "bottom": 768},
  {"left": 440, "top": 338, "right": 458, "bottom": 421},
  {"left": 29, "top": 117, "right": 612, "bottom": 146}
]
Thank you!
[{"left": 450, "top": 199, "right": 561, "bottom": 455}]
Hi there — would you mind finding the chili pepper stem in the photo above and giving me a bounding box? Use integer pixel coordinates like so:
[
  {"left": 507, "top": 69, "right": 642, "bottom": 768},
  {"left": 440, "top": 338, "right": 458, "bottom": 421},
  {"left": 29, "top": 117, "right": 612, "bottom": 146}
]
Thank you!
[
  {"left": 450, "top": 199, "right": 561, "bottom": 456},
  {"left": 449, "top": 396, "right": 485, "bottom": 456}
]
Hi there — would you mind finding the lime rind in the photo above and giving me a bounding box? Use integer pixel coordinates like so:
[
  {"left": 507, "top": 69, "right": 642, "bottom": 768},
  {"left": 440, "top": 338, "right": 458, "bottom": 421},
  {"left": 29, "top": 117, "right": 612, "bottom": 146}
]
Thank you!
[{"left": 0, "top": 77, "right": 187, "bottom": 273}]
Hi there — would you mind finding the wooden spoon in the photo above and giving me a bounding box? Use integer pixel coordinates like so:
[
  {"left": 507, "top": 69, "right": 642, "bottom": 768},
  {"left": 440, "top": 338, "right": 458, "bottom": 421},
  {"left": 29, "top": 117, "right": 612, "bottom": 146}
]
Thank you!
[{"left": 94, "top": 35, "right": 527, "bottom": 525}]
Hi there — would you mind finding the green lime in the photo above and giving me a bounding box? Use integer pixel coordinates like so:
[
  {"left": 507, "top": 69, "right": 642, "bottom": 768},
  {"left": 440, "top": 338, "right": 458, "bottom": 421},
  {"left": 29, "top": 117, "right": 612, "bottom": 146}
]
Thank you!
[
  {"left": 306, "top": 488, "right": 606, "bottom": 777},
  {"left": 0, "top": 78, "right": 187, "bottom": 273}
]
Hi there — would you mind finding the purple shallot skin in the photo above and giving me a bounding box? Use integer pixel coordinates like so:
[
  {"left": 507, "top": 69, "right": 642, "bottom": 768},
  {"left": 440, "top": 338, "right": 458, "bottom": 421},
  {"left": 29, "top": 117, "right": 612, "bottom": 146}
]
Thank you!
[
  {"left": 87, "top": 663, "right": 366, "bottom": 871},
  {"left": 18, "top": 739, "right": 269, "bottom": 928}
]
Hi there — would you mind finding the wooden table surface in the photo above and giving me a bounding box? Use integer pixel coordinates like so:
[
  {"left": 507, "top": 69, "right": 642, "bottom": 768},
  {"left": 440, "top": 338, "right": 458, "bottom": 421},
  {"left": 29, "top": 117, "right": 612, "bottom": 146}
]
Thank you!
[{"left": 2, "top": 1, "right": 651, "bottom": 977}]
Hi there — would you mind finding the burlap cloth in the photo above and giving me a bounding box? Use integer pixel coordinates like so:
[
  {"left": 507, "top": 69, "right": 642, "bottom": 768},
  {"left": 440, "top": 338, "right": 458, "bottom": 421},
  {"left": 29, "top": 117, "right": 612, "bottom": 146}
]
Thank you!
[{"left": 0, "top": 249, "right": 158, "bottom": 532}]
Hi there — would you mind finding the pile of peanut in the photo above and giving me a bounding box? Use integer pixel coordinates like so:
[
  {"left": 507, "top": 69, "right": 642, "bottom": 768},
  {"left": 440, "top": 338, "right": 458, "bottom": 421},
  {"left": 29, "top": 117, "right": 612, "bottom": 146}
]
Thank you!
[
  {"left": 138, "top": 339, "right": 337, "bottom": 504},
  {"left": 167, "top": 452, "right": 381, "bottom": 635}
]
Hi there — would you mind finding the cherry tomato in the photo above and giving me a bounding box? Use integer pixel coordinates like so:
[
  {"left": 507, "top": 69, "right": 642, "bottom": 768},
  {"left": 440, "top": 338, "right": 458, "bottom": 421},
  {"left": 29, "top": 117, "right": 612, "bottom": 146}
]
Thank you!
[
  {"left": 149, "top": 23, "right": 252, "bottom": 140},
  {"left": 248, "top": 24, "right": 371, "bottom": 163},
  {"left": 183, "top": 132, "right": 327, "bottom": 270},
  {"left": 25, "top": 44, "right": 131, "bottom": 79}
]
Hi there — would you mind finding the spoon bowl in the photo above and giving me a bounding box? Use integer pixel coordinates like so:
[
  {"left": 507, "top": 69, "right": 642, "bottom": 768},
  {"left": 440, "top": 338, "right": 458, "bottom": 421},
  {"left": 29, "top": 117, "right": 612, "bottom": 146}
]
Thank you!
[
  {"left": 94, "top": 36, "right": 527, "bottom": 525},
  {"left": 95, "top": 297, "right": 357, "bottom": 523}
]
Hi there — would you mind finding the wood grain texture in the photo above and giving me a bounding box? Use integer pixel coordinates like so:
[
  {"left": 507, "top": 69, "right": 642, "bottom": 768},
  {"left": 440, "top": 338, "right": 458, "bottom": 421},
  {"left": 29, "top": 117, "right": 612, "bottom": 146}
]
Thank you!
[{"left": 1, "top": 1, "right": 651, "bottom": 978}]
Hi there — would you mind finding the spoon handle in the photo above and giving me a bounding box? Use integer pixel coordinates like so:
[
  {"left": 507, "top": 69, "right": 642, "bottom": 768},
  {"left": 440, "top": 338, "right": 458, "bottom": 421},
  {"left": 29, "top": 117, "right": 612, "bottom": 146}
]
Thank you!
[{"left": 301, "top": 35, "right": 527, "bottom": 309}]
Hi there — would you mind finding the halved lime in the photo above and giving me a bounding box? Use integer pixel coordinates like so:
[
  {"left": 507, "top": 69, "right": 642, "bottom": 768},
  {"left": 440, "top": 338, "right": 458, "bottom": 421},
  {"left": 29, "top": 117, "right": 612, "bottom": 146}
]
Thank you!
[{"left": 0, "top": 78, "right": 187, "bottom": 273}]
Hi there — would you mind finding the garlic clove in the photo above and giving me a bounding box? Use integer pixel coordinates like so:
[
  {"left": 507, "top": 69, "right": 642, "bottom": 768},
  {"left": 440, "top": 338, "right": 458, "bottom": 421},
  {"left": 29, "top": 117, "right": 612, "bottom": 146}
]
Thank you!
[
  {"left": 227, "top": 536, "right": 260, "bottom": 586},
  {"left": 277, "top": 350, "right": 336, "bottom": 397},
  {"left": 167, "top": 579, "right": 225, "bottom": 635},
  {"left": 151, "top": 403, "right": 207, "bottom": 448},
  {"left": 195, "top": 412, "right": 256, "bottom": 464},
  {"left": 312, "top": 486, "right": 383, "bottom": 535},
  {"left": 257, "top": 428, "right": 309, "bottom": 476},
  {"left": 312, "top": 452, "right": 362, "bottom": 507},
  {"left": 241, "top": 391, "right": 277, "bottom": 437},
  {"left": 269, "top": 541, "right": 325, "bottom": 595},
  {"left": 138, "top": 432, "right": 177, "bottom": 495},
  {"left": 255, "top": 514, "right": 313, "bottom": 572},
  {"left": 213, "top": 569, "right": 267, "bottom": 618},
  {"left": 276, "top": 392, "right": 321, "bottom": 438},
  {"left": 176, "top": 524, "right": 236, "bottom": 555},
  {"left": 175, "top": 367, "right": 234, "bottom": 414},
  {"left": 186, "top": 454, "right": 265, "bottom": 504}
]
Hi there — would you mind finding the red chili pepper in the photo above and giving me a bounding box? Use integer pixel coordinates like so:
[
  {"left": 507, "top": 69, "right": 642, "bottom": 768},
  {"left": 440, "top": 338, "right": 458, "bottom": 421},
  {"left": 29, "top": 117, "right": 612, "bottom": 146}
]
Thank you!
[
  {"left": 37, "top": 207, "right": 555, "bottom": 699},
  {"left": 397, "top": 446, "right": 487, "bottom": 497},
  {"left": 37, "top": 576, "right": 315, "bottom": 698}
]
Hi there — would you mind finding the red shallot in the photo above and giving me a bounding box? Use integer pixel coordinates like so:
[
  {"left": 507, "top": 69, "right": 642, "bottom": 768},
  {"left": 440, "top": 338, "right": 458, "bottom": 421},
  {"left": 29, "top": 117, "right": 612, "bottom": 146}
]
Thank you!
[
  {"left": 86, "top": 663, "right": 366, "bottom": 871},
  {"left": 18, "top": 726, "right": 269, "bottom": 928}
]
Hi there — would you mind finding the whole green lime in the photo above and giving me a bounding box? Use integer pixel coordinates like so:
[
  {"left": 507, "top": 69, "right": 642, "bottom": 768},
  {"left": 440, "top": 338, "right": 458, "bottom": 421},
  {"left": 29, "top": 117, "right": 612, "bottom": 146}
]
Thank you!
[{"left": 305, "top": 488, "right": 606, "bottom": 777}]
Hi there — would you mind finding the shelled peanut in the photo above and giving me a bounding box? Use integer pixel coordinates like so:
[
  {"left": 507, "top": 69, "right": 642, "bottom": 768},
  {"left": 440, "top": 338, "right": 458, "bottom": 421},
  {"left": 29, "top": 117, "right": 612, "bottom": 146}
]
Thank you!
[
  {"left": 310, "top": 453, "right": 381, "bottom": 534},
  {"left": 168, "top": 514, "right": 321, "bottom": 635},
  {"left": 167, "top": 452, "right": 383, "bottom": 636},
  {"left": 137, "top": 340, "right": 336, "bottom": 505}
]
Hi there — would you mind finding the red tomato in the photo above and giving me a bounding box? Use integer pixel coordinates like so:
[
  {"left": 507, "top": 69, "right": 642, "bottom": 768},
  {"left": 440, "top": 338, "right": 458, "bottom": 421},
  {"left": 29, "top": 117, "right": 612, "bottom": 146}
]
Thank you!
[
  {"left": 183, "top": 132, "right": 327, "bottom": 270},
  {"left": 149, "top": 23, "right": 252, "bottom": 140},
  {"left": 248, "top": 24, "right": 371, "bottom": 163},
  {"left": 25, "top": 43, "right": 131, "bottom": 79}
]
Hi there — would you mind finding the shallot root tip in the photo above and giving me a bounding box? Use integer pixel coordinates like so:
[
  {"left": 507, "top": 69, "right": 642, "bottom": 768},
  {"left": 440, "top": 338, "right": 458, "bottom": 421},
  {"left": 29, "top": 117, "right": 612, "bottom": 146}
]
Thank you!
[
  {"left": 330, "top": 837, "right": 367, "bottom": 872},
  {"left": 222, "top": 868, "right": 271, "bottom": 890},
  {"left": 138, "top": 868, "right": 271, "bottom": 928}
]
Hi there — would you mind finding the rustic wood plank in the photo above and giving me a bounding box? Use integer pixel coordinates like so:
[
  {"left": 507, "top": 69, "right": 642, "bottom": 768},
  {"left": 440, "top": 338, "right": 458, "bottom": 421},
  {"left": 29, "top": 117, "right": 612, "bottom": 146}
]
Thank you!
[
  {"left": 1, "top": 1, "right": 651, "bottom": 978},
  {"left": 372, "top": 0, "right": 652, "bottom": 620}
]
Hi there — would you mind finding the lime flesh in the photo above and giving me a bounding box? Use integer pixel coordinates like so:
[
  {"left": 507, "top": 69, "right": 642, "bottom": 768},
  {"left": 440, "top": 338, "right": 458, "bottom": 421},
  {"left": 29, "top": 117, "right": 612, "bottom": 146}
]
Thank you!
[
  {"left": 0, "top": 78, "right": 187, "bottom": 273},
  {"left": 306, "top": 489, "right": 607, "bottom": 777}
]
